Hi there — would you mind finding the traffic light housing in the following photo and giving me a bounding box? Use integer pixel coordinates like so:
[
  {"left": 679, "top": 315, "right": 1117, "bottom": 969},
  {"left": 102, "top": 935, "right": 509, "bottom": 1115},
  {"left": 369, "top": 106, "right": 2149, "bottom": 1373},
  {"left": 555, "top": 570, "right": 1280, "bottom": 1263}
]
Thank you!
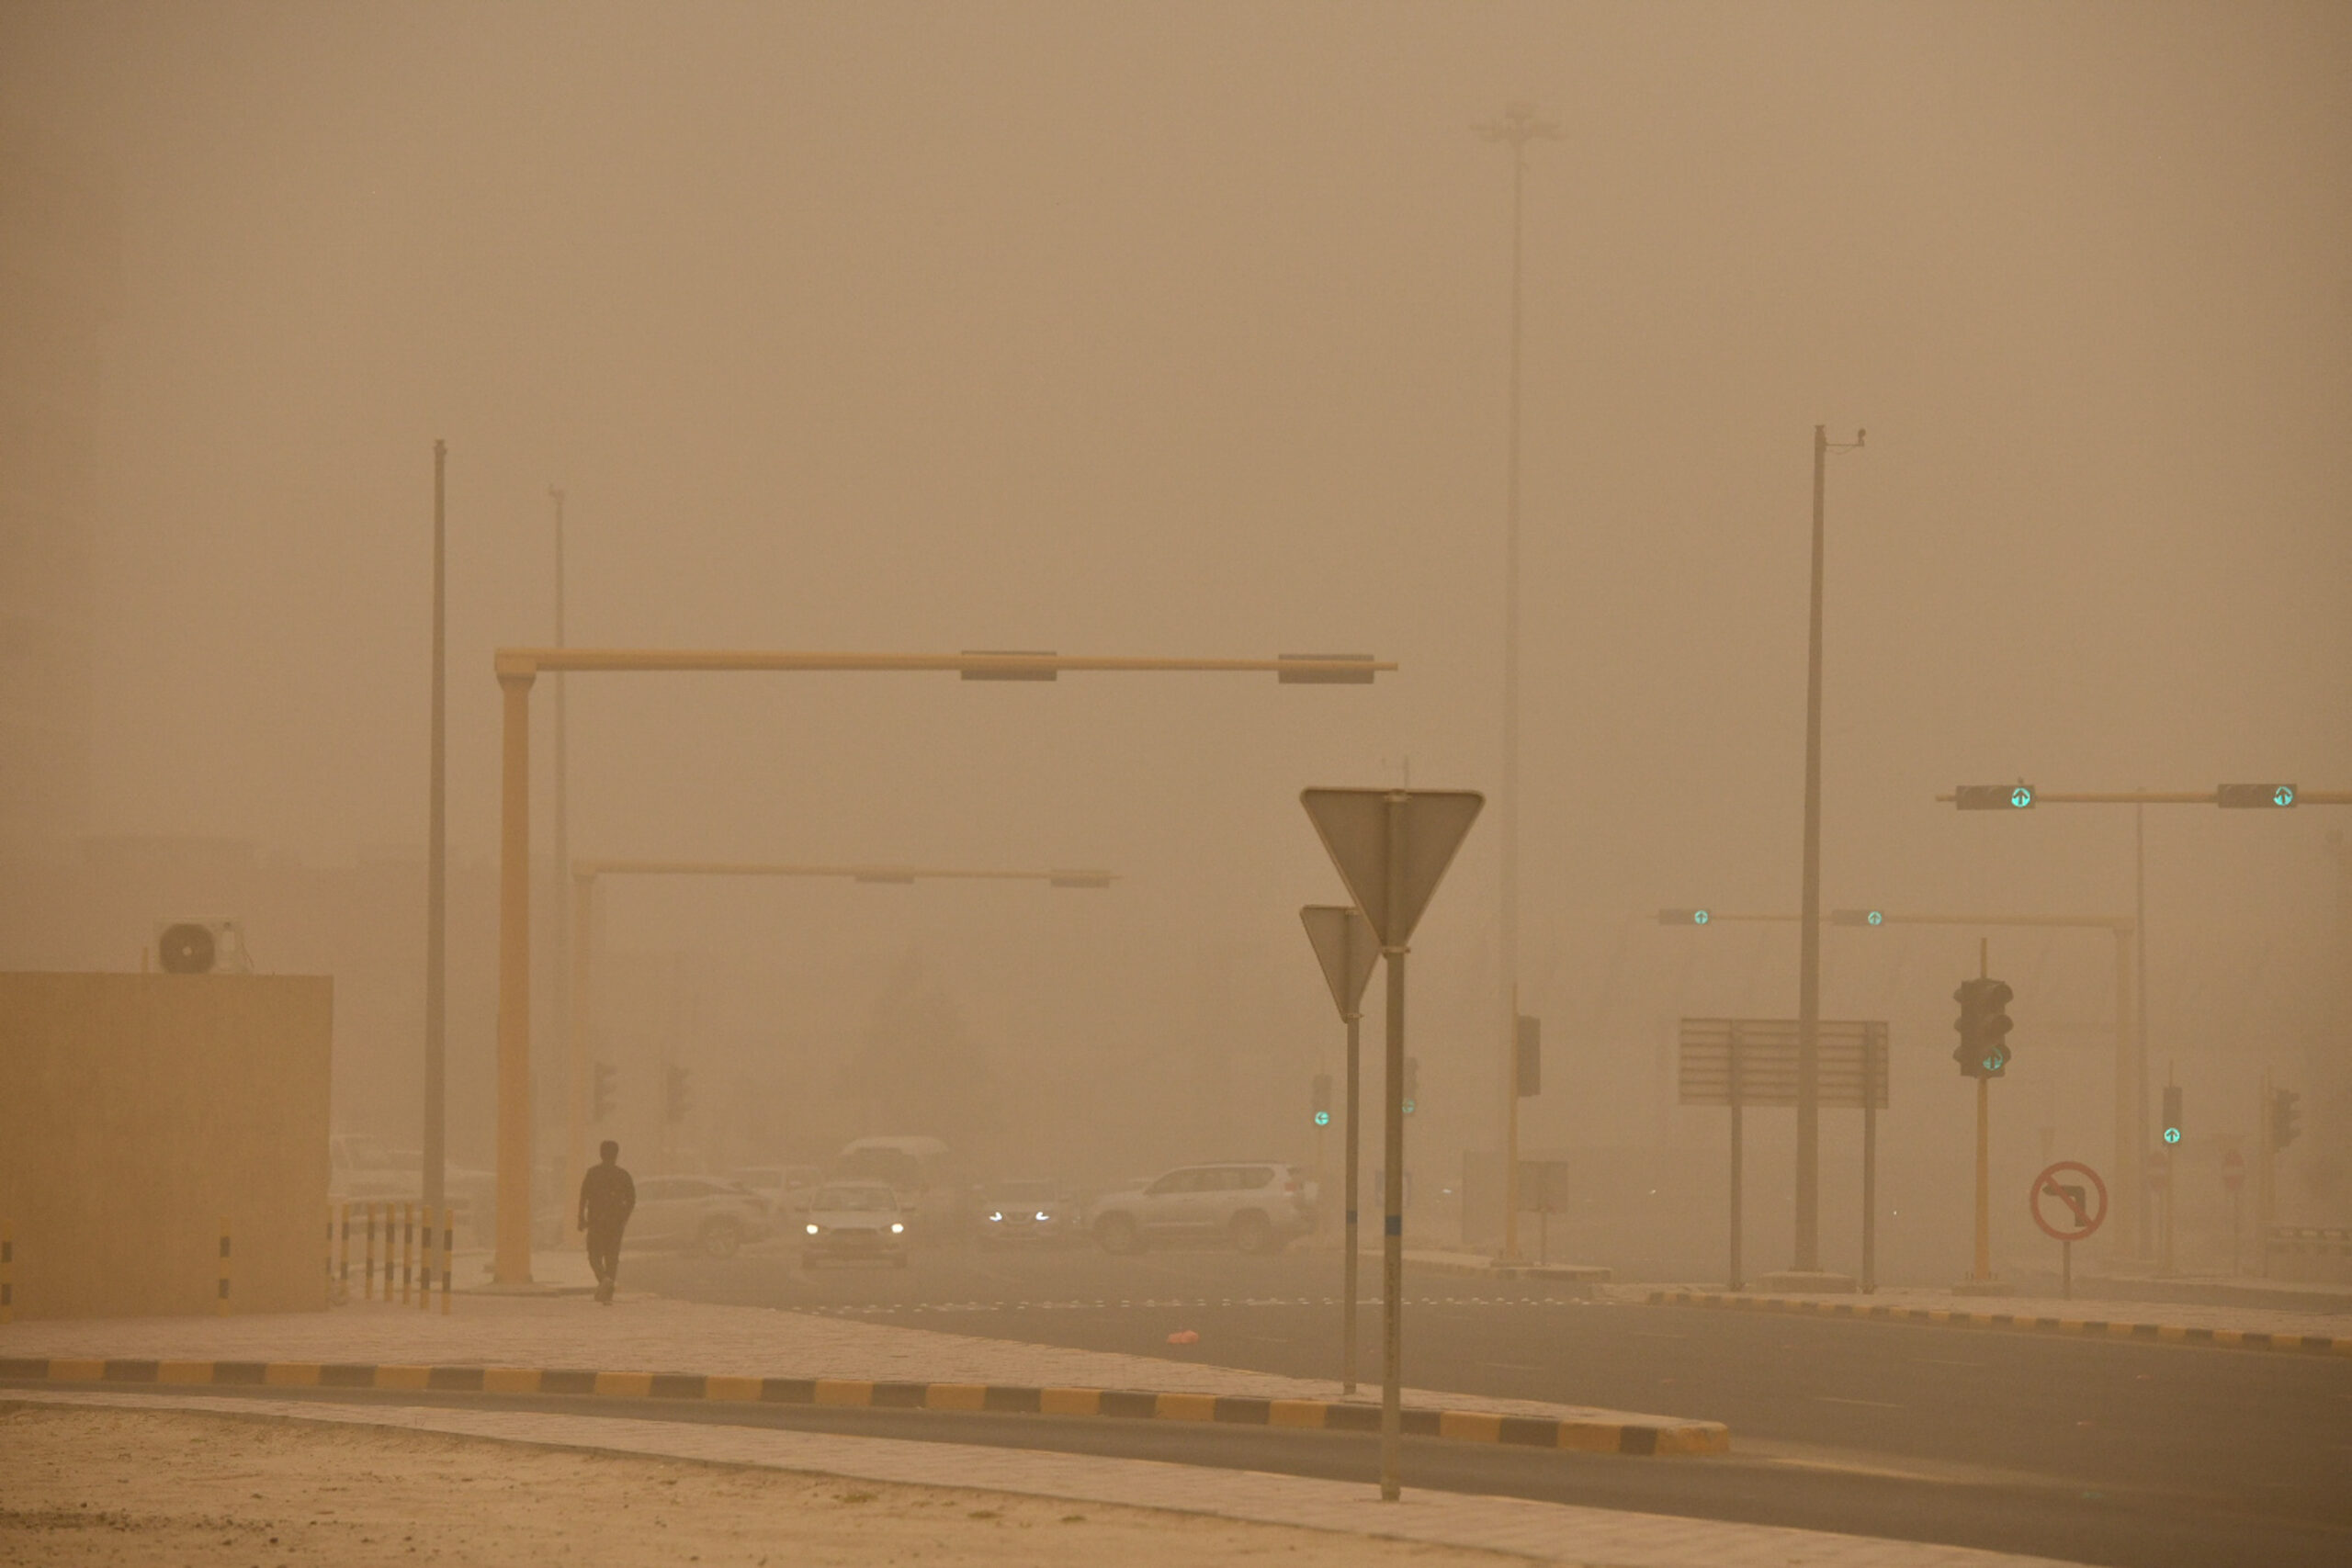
[
  {"left": 1514, "top": 1016, "right": 1541, "bottom": 1098},
  {"left": 1657, "top": 908, "right": 1711, "bottom": 926},
  {"left": 2217, "top": 783, "right": 2296, "bottom": 808},
  {"left": 592, "top": 1061, "right": 617, "bottom": 1122},
  {"left": 1401, "top": 1055, "right": 1419, "bottom": 1115},
  {"left": 665, "top": 1066, "right": 692, "bottom": 1122},
  {"left": 1312, "top": 1072, "right": 1333, "bottom": 1127},
  {"left": 1830, "top": 908, "right": 1885, "bottom": 928},
  {"left": 1956, "top": 784, "right": 2035, "bottom": 810},
  {"left": 1951, "top": 977, "right": 2014, "bottom": 1077},
  {"left": 2161, "top": 1085, "right": 2183, "bottom": 1145},
  {"left": 2270, "top": 1088, "right": 2300, "bottom": 1151}
]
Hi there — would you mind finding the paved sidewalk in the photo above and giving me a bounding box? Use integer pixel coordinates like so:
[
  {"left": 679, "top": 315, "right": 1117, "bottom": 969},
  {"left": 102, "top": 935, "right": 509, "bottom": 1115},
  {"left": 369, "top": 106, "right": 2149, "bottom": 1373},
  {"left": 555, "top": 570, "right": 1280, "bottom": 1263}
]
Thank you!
[
  {"left": 0, "top": 1292, "right": 1678, "bottom": 1428},
  {"left": 9, "top": 1389, "right": 2086, "bottom": 1568},
  {"left": 1635, "top": 1283, "right": 2352, "bottom": 1351}
]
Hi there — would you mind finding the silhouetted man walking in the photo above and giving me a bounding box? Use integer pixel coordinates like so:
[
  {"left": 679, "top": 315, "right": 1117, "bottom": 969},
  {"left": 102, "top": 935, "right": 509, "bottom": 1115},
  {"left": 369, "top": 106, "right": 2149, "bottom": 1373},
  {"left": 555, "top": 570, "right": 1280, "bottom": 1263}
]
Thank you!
[{"left": 578, "top": 1140, "right": 635, "bottom": 1304}]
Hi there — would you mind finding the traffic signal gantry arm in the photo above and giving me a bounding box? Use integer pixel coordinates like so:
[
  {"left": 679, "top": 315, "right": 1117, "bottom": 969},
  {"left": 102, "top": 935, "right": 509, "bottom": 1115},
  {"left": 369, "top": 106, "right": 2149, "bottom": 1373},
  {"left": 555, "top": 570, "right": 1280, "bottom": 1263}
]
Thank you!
[
  {"left": 1939, "top": 786, "right": 2349, "bottom": 807},
  {"left": 498, "top": 645, "right": 1396, "bottom": 1286}
]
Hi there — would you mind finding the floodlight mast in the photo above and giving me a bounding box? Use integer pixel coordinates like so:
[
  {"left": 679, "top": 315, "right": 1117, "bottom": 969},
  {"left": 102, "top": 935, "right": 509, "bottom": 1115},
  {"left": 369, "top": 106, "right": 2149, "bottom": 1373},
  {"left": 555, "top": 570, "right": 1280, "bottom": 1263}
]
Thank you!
[
  {"left": 492, "top": 649, "right": 1392, "bottom": 1285},
  {"left": 1476, "top": 102, "right": 1559, "bottom": 1265}
]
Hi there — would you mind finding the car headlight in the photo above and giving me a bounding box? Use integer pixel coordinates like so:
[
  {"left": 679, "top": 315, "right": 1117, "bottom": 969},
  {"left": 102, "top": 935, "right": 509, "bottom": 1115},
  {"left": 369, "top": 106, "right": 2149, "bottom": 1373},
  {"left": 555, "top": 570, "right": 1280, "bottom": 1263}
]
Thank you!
[
  {"left": 1035, "top": 1211, "right": 1049, "bottom": 1222},
  {"left": 989, "top": 1212, "right": 1002, "bottom": 1222},
  {"left": 890, "top": 1223, "right": 904, "bottom": 1234},
  {"left": 805, "top": 1224, "right": 819, "bottom": 1235}
]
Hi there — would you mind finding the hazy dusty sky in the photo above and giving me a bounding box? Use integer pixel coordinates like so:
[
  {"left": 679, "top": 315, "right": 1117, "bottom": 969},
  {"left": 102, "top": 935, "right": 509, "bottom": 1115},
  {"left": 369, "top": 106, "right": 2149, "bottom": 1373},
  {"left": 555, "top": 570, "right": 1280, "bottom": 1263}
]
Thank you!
[{"left": 6, "top": 3, "right": 2347, "bottom": 1173}]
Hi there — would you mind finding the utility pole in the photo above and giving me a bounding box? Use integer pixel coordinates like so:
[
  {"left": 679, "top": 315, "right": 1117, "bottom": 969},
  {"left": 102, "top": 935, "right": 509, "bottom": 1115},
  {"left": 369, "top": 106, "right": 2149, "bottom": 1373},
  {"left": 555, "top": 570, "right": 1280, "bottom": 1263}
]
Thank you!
[
  {"left": 1794, "top": 423, "right": 1863, "bottom": 1279},
  {"left": 1478, "top": 101, "right": 1557, "bottom": 1263},
  {"left": 549, "top": 487, "right": 572, "bottom": 1201},
  {"left": 423, "top": 441, "right": 448, "bottom": 1218},
  {"left": 2134, "top": 801, "right": 2151, "bottom": 1258}
]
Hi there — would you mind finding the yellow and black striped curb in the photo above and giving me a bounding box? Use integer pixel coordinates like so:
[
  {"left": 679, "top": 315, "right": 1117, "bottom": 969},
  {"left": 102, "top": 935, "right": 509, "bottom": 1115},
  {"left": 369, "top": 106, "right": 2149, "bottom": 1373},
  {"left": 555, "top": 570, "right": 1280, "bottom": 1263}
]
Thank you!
[
  {"left": 0, "top": 1356, "right": 1726, "bottom": 1457},
  {"left": 1645, "top": 1290, "right": 2352, "bottom": 1356}
]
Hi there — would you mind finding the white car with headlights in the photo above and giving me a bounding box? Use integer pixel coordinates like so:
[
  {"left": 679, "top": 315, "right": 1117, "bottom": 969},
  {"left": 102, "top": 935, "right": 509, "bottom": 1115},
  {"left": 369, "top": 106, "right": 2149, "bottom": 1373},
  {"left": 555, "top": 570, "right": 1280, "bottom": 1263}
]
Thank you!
[
  {"left": 975, "top": 1179, "right": 1080, "bottom": 1247},
  {"left": 799, "top": 1180, "right": 910, "bottom": 1269}
]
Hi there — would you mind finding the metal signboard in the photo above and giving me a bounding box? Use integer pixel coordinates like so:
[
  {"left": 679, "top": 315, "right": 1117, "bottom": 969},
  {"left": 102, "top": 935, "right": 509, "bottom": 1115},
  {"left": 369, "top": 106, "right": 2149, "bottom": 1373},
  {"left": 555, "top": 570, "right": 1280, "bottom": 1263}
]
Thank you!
[
  {"left": 1300, "top": 788, "right": 1484, "bottom": 949},
  {"left": 1299, "top": 905, "right": 1378, "bottom": 1020},
  {"left": 1677, "top": 1018, "right": 1890, "bottom": 1110}
]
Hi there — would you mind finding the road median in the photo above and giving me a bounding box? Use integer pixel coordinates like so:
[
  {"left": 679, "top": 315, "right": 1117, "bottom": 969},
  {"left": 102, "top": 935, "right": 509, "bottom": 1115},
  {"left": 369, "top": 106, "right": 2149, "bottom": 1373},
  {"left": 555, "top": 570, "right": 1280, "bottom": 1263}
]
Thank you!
[
  {"left": 1645, "top": 1288, "right": 2352, "bottom": 1356},
  {"left": 0, "top": 1352, "right": 1727, "bottom": 1456}
]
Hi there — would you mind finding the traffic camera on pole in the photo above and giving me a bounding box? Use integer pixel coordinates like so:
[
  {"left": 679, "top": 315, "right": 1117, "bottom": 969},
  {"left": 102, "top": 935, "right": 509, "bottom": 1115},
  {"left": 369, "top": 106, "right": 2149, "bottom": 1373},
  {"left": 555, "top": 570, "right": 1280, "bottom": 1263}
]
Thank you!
[
  {"left": 2271, "top": 1088, "right": 2301, "bottom": 1150},
  {"left": 2161, "top": 1085, "right": 2183, "bottom": 1145},
  {"left": 1951, "top": 977, "right": 2014, "bottom": 1077},
  {"left": 1312, "top": 1072, "right": 1333, "bottom": 1127}
]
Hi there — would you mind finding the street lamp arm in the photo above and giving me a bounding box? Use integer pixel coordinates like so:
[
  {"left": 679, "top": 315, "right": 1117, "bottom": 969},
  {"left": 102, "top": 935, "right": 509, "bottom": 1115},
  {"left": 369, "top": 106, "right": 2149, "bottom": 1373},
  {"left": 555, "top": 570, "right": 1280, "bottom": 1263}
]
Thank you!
[
  {"left": 494, "top": 648, "right": 1394, "bottom": 680},
  {"left": 571, "top": 857, "right": 1115, "bottom": 885}
]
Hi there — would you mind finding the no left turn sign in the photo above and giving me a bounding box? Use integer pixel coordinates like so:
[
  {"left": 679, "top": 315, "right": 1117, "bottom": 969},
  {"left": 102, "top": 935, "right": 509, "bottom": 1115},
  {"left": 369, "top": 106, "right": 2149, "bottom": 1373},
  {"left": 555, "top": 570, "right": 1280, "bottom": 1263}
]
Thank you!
[{"left": 2030, "top": 1160, "right": 2109, "bottom": 1244}]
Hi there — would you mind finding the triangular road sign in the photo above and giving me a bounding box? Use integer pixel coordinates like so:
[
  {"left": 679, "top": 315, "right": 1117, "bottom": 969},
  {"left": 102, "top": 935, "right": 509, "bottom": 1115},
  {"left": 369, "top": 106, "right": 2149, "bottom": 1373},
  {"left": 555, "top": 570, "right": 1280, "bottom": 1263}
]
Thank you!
[
  {"left": 1300, "top": 788, "right": 1484, "bottom": 949},
  {"left": 1300, "top": 905, "right": 1378, "bottom": 1019}
]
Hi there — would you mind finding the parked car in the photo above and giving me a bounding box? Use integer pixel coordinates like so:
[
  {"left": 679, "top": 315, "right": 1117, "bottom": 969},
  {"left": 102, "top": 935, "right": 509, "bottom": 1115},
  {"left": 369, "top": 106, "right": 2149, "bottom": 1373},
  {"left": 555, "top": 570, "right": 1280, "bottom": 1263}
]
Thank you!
[
  {"left": 628, "top": 1175, "right": 772, "bottom": 1258},
  {"left": 974, "top": 1179, "right": 1081, "bottom": 1247},
  {"left": 799, "top": 1180, "right": 910, "bottom": 1269},
  {"left": 1089, "top": 1162, "right": 1317, "bottom": 1255}
]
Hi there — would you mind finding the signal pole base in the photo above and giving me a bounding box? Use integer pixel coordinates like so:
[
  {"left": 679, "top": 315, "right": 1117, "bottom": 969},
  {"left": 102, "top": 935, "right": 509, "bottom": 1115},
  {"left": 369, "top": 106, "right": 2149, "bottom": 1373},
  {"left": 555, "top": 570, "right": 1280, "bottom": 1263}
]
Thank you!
[{"left": 1756, "top": 1269, "right": 1857, "bottom": 1294}]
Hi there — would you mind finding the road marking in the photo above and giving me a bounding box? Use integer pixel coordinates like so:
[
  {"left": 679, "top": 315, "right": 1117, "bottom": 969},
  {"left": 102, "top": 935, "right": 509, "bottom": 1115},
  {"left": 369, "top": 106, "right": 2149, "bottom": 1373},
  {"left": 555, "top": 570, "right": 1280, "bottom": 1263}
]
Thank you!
[{"left": 1813, "top": 1395, "right": 1904, "bottom": 1409}]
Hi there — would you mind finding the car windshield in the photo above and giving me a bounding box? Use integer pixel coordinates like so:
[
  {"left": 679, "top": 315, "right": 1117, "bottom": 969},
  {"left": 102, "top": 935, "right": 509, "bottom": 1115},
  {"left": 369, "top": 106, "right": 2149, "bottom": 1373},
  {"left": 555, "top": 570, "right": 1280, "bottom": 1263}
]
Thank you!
[
  {"left": 987, "top": 1181, "right": 1058, "bottom": 1204},
  {"left": 813, "top": 1186, "right": 895, "bottom": 1212},
  {"left": 837, "top": 1149, "right": 921, "bottom": 1187}
]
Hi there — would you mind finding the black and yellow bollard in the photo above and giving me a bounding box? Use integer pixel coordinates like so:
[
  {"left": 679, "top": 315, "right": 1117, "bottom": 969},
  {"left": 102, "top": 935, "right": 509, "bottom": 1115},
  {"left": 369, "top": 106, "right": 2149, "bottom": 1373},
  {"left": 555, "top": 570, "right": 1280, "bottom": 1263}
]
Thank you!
[
  {"left": 439, "top": 1205, "right": 454, "bottom": 1314},
  {"left": 216, "top": 1216, "right": 232, "bottom": 1316}
]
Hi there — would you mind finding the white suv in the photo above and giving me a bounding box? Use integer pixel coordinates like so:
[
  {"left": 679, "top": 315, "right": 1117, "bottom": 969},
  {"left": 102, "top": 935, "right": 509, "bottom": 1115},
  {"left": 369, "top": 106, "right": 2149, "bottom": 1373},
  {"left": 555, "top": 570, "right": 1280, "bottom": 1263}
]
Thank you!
[{"left": 1089, "top": 1163, "right": 1317, "bottom": 1255}]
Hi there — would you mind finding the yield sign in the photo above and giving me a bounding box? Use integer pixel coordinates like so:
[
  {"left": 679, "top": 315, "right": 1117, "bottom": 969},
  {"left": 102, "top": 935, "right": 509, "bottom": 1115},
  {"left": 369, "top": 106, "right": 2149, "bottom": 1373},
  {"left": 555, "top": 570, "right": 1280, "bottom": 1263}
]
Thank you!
[
  {"left": 1300, "top": 788, "right": 1484, "bottom": 949},
  {"left": 1300, "top": 905, "right": 1378, "bottom": 1019}
]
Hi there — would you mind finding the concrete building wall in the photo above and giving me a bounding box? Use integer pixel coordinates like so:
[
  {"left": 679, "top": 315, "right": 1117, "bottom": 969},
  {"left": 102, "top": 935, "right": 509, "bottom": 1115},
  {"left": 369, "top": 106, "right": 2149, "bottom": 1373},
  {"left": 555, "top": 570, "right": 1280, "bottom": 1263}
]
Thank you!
[{"left": 0, "top": 972, "right": 332, "bottom": 1320}]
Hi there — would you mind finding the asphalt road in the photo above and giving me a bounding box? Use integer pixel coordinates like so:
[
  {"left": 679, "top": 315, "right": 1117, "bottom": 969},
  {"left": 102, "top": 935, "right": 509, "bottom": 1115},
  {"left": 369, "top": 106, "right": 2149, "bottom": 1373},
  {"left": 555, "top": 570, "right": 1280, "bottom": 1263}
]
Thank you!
[{"left": 616, "top": 1239, "right": 2352, "bottom": 1568}]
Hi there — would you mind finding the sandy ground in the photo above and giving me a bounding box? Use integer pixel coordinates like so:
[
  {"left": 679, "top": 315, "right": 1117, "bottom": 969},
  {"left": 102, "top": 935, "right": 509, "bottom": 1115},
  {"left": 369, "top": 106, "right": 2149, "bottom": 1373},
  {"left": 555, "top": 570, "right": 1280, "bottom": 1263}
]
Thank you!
[{"left": 0, "top": 1403, "right": 1525, "bottom": 1568}]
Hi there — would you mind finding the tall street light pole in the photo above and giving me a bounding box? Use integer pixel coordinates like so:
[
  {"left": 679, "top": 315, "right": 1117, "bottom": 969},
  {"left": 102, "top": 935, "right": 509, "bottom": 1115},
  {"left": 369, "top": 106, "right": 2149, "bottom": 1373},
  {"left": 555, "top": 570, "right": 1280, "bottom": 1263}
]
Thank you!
[
  {"left": 548, "top": 486, "right": 570, "bottom": 1205},
  {"left": 1478, "top": 101, "right": 1558, "bottom": 1263},
  {"left": 1794, "top": 423, "right": 1863, "bottom": 1279},
  {"left": 423, "top": 441, "right": 448, "bottom": 1218}
]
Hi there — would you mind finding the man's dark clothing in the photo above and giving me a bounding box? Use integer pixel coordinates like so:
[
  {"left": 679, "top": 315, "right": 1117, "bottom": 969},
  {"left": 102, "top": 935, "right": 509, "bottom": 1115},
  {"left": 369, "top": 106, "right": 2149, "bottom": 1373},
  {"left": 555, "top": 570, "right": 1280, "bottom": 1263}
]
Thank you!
[{"left": 578, "top": 1162, "right": 636, "bottom": 1297}]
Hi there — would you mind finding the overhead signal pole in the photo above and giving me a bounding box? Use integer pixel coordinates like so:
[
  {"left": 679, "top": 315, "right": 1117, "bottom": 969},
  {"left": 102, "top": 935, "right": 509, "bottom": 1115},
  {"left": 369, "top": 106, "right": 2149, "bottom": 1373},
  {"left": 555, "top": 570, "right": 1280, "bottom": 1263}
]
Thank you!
[
  {"left": 1942, "top": 781, "right": 2348, "bottom": 1256},
  {"left": 489, "top": 649, "right": 1392, "bottom": 1285}
]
